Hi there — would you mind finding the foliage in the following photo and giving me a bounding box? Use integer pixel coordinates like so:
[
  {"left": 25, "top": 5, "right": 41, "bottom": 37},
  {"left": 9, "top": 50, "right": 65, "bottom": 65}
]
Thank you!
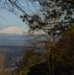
[
  {"left": 13, "top": 49, "right": 43, "bottom": 75},
  {"left": 27, "top": 25, "right": 74, "bottom": 75},
  {"left": 12, "top": 25, "right": 74, "bottom": 75},
  {"left": 0, "top": 0, "right": 74, "bottom": 40},
  {"left": 0, "top": 50, "right": 9, "bottom": 75},
  {"left": 14, "top": 0, "right": 74, "bottom": 38}
]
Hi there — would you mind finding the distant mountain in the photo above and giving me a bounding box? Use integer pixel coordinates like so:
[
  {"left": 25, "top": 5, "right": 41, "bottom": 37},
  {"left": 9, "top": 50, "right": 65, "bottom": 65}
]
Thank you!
[
  {"left": 0, "top": 26, "right": 45, "bottom": 46},
  {"left": 0, "top": 26, "right": 28, "bottom": 35}
]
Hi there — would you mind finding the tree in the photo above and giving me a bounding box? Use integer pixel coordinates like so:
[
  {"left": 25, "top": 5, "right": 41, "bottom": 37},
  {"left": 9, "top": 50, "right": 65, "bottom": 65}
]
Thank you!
[
  {"left": 0, "top": 50, "right": 7, "bottom": 75},
  {"left": 14, "top": 49, "right": 44, "bottom": 75},
  {"left": 27, "top": 25, "right": 74, "bottom": 75},
  {"left": 12, "top": 25, "right": 74, "bottom": 75},
  {"left": 2, "top": 0, "right": 73, "bottom": 41},
  {"left": 0, "top": 0, "right": 74, "bottom": 40}
]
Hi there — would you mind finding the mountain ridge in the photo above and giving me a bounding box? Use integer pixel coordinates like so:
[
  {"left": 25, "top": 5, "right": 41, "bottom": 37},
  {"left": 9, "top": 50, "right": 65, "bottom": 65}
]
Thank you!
[{"left": 0, "top": 26, "right": 28, "bottom": 35}]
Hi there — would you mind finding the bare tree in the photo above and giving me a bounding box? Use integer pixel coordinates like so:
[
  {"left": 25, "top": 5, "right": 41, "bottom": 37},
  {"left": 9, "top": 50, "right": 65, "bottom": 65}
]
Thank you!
[{"left": 0, "top": 50, "right": 6, "bottom": 75}]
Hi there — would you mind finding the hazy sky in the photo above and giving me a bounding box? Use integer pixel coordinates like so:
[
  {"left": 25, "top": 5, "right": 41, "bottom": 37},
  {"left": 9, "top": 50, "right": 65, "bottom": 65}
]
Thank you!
[
  {"left": 0, "top": 0, "right": 40, "bottom": 30},
  {"left": 0, "top": 9, "right": 29, "bottom": 30}
]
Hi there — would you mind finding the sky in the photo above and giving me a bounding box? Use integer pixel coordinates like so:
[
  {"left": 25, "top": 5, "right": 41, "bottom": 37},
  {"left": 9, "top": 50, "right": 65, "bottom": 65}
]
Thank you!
[
  {"left": 0, "top": 0, "right": 40, "bottom": 30},
  {"left": 0, "top": 9, "right": 29, "bottom": 30}
]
